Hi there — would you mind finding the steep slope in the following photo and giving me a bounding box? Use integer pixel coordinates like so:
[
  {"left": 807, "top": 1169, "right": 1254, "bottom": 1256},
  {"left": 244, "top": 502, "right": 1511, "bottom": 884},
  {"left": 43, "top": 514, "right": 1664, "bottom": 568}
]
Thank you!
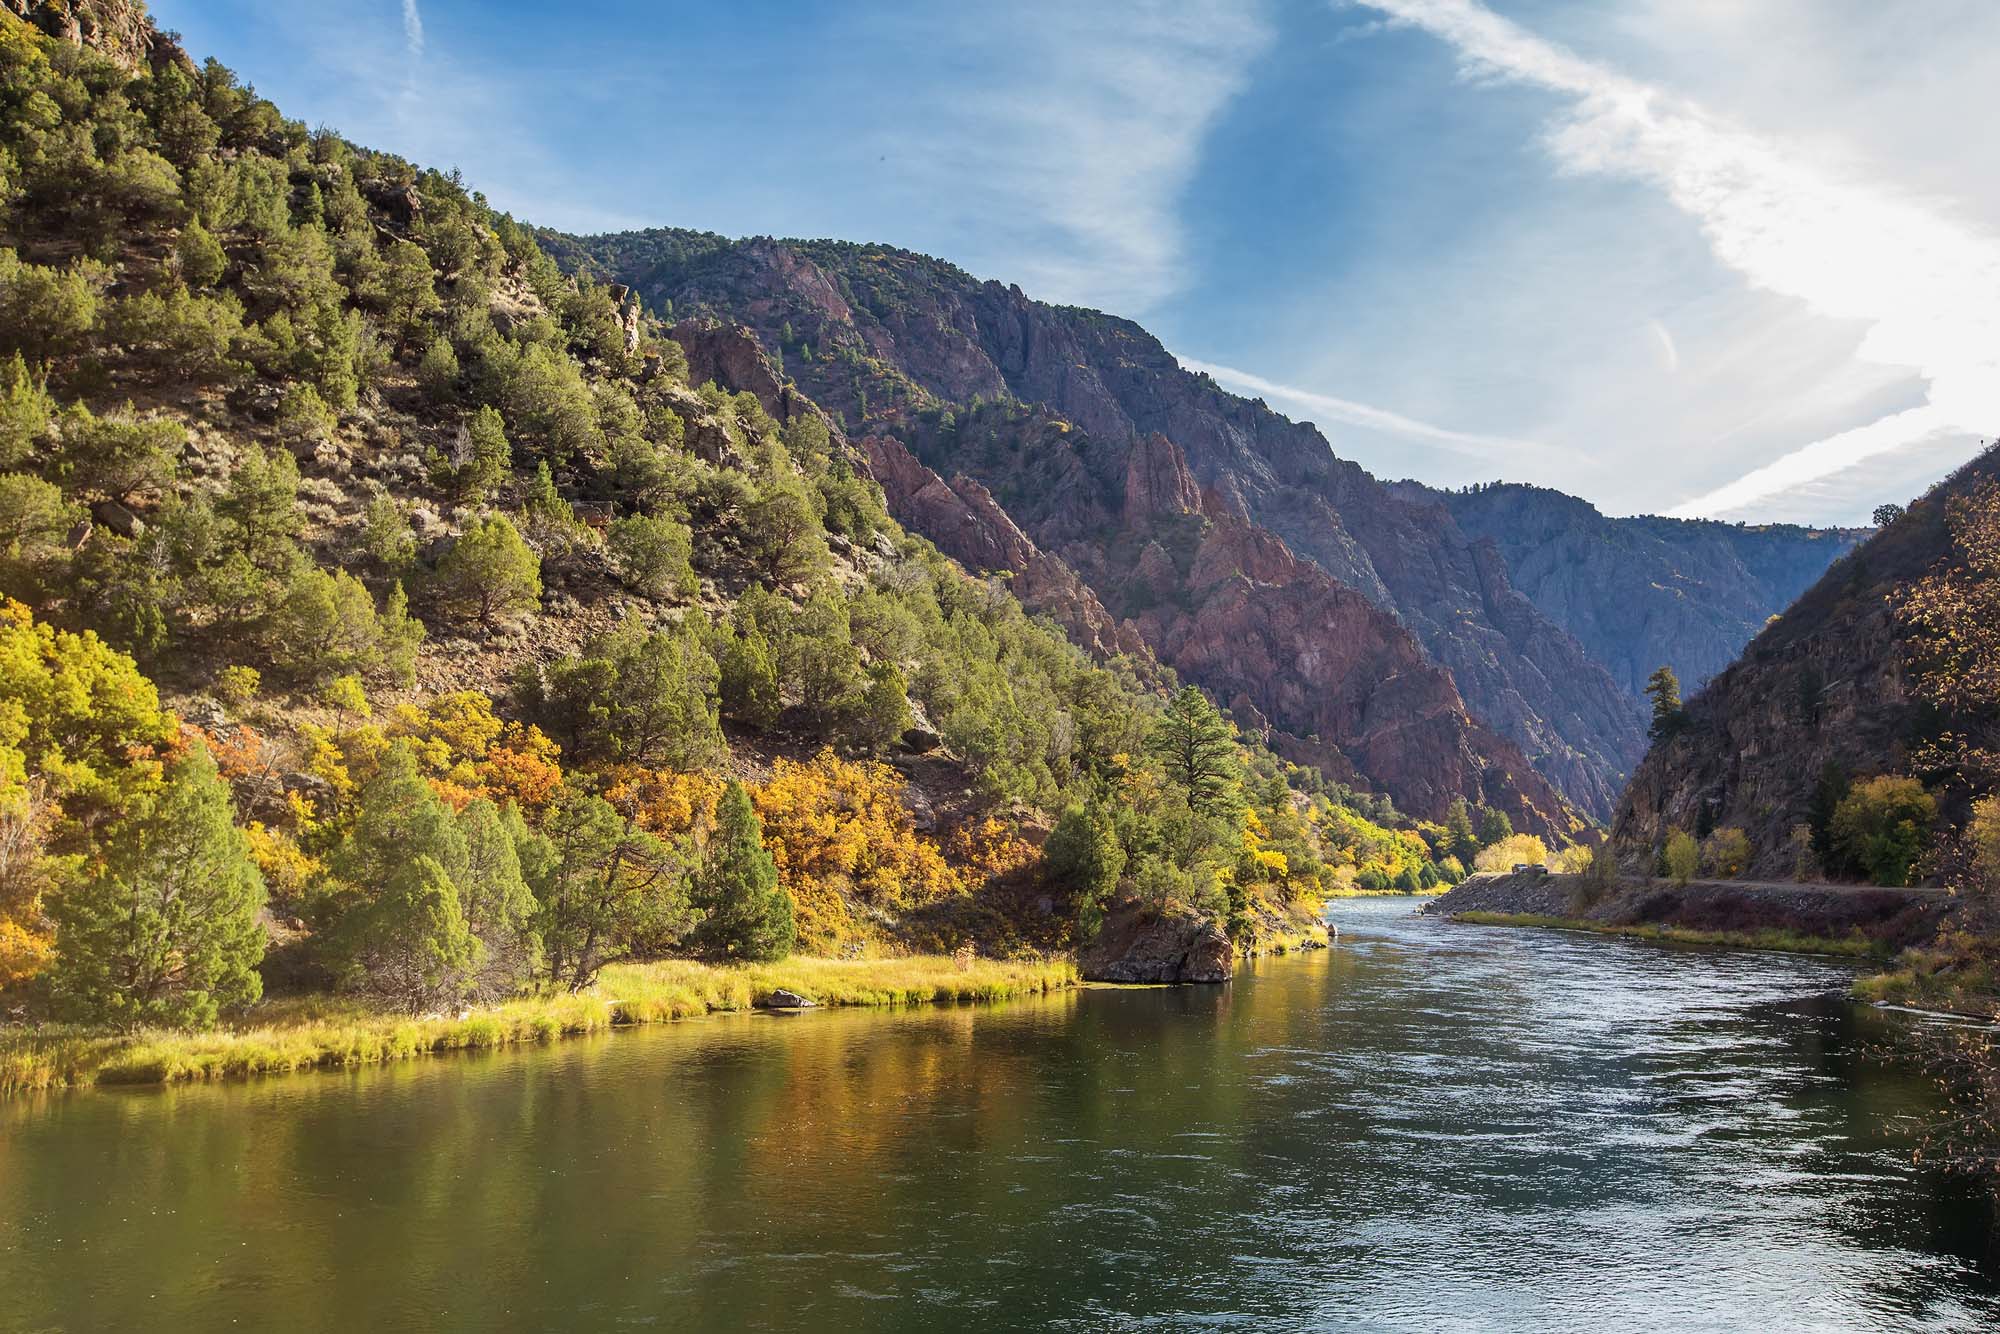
[
  {"left": 547, "top": 231, "right": 1637, "bottom": 817},
  {"left": 863, "top": 401, "right": 1577, "bottom": 835},
  {"left": 1416, "top": 481, "right": 1865, "bottom": 697},
  {"left": 1611, "top": 448, "right": 2000, "bottom": 876}
]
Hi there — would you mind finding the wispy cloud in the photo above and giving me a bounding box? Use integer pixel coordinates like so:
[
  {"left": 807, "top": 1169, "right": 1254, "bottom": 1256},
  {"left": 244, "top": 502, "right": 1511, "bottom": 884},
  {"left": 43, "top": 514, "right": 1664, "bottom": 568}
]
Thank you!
[
  {"left": 1647, "top": 319, "right": 1678, "bottom": 374},
  {"left": 876, "top": 1, "right": 1272, "bottom": 314},
  {"left": 1181, "top": 356, "right": 1573, "bottom": 463},
  {"left": 400, "top": 0, "right": 424, "bottom": 60},
  {"left": 1353, "top": 0, "right": 2000, "bottom": 517}
]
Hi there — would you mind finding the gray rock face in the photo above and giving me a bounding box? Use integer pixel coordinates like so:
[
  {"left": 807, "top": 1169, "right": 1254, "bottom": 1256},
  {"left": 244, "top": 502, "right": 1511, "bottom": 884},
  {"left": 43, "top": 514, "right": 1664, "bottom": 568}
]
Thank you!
[{"left": 1420, "top": 481, "right": 1863, "bottom": 699}]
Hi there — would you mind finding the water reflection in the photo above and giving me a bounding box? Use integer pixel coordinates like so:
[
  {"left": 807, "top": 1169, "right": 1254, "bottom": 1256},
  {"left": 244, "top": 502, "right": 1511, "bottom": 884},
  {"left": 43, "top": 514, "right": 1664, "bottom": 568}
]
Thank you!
[{"left": 0, "top": 896, "right": 1993, "bottom": 1331}]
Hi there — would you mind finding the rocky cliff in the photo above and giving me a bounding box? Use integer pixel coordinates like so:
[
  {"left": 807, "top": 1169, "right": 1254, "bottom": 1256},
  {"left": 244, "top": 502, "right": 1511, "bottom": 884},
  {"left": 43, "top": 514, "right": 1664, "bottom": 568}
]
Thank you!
[
  {"left": 546, "top": 232, "right": 1643, "bottom": 817},
  {"left": 1610, "top": 448, "right": 2000, "bottom": 875},
  {"left": 1418, "top": 482, "right": 1865, "bottom": 697}
]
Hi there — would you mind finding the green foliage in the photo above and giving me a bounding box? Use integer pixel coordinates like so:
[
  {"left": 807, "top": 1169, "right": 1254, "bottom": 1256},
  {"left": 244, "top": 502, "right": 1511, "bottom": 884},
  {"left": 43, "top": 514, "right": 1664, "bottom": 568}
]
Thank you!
[
  {"left": 717, "top": 624, "right": 782, "bottom": 731},
  {"left": 431, "top": 513, "right": 540, "bottom": 628},
  {"left": 850, "top": 662, "right": 912, "bottom": 755},
  {"left": 451, "top": 404, "right": 511, "bottom": 503},
  {"left": 689, "top": 780, "right": 793, "bottom": 961},
  {"left": 1147, "top": 687, "right": 1239, "bottom": 830},
  {"left": 531, "top": 790, "right": 681, "bottom": 991},
  {"left": 520, "top": 621, "right": 721, "bottom": 770},
  {"left": 275, "top": 565, "right": 381, "bottom": 682},
  {"left": 608, "top": 512, "right": 695, "bottom": 598},
  {"left": 0, "top": 249, "right": 105, "bottom": 362},
  {"left": 361, "top": 492, "right": 417, "bottom": 574},
  {"left": 175, "top": 220, "right": 227, "bottom": 288},
  {"left": 745, "top": 473, "right": 828, "bottom": 584},
  {"left": 1477, "top": 806, "right": 1512, "bottom": 847},
  {"left": 1442, "top": 797, "right": 1478, "bottom": 863},
  {"left": 56, "top": 403, "right": 183, "bottom": 503},
  {"left": 1829, "top": 776, "right": 1935, "bottom": 887},
  {"left": 276, "top": 381, "right": 337, "bottom": 445},
  {"left": 216, "top": 443, "right": 300, "bottom": 567},
  {"left": 0, "top": 352, "right": 54, "bottom": 468},
  {"left": 417, "top": 335, "right": 459, "bottom": 404},
  {"left": 50, "top": 745, "right": 266, "bottom": 1030},
  {"left": 1645, "top": 665, "right": 1686, "bottom": 742},
  {"left": 1043, "top": 803, "right": 1125, "bottom": 938},
  {"left": 323, "top": 746, "right": 540, "bottom": 1010}
]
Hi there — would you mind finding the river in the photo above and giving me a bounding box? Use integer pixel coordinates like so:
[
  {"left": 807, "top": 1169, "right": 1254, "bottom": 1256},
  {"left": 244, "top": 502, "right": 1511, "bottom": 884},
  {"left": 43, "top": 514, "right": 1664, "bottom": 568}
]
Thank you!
[{"left": 1, "top": 896, "right": 1995, "bottom": 1331}]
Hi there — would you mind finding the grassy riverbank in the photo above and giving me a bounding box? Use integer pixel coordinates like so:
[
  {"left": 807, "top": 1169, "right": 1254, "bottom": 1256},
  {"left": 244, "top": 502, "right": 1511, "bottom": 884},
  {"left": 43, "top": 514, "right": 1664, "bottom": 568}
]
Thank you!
[
  {"left": 1451, "top": 911, "right": 1890, "bottom": 957},
  {"left": 0, "top": 955, "right": 1077, "bottom": 1096}
]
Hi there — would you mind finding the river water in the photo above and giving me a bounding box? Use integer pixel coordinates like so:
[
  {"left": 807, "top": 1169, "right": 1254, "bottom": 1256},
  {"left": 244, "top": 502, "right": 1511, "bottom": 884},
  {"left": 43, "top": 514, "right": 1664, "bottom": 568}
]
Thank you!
[{"left": 1, "top": 897, "right": 1995, "bottom": 1331}]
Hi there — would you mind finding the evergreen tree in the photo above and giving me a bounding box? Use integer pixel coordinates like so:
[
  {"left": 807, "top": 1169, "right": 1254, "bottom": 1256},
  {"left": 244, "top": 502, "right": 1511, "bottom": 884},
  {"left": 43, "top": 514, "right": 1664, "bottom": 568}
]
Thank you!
[
  {"left": 455, "top": 798, "right": 542, "bottom": 998},
  {"left": 432, "top": 513, "right": 540, "bottom": 628},
  {"left": 718, "top": 627, "right": 782, "bottom": 730},
  {"left": 1146, "top": 687, "right": 1240, "bottom": 865},
  {"left": 690, "top": 780, "right": 793, "bottom": 961},
  {"left": 51, "top": 745, "right": 266, "bottom": 1029},
  {"left": 531, "top": 791, "right": 679, "bottom": 991},
  {"left": 1443, "top": 797, "right": 1478, "bottom": 862},
  {"left": 1477, "top": 805, "right": 1513, "bottom": 847},
  {"left": 1645, "top": 665, "right": 1686, "bottom": 741},
  {"left": 454, "top": 404, "right": 512, "bottom": 503},
  {"left": 1043, "top": 803, "right": 1126, "bottom": 939}
]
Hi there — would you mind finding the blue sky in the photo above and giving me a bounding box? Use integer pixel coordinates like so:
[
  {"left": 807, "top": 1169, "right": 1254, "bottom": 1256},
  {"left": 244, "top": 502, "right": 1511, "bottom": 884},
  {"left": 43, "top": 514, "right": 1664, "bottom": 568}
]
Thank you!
[{"left": 148, "top": 0, "right": 2000, "bottom": 525}]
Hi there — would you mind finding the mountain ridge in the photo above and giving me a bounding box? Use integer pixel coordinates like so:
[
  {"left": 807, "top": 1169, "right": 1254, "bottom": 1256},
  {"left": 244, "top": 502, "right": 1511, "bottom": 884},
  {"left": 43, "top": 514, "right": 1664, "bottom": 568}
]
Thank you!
[{"left": 547, "top": 227, "right": 1859, "bottom": 819}]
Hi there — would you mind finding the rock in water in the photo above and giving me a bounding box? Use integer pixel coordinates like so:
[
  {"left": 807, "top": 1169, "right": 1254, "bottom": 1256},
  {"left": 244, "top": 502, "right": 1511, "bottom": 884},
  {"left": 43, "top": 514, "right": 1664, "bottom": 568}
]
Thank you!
[
  {"left": 760, "top": 989, "right": 815, "bottom": 1009},
  {"left": 1079, "top": 903, "right": 1234, "bottom": 984}
]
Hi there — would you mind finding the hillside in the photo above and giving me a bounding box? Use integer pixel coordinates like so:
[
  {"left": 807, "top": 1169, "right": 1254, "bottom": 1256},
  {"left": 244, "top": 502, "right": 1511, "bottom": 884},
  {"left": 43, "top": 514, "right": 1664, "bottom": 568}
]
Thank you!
[
  {"left": 0, "top": 1, "right": 1509, "bottom": 1029},
  {"left": 1418, "top": 481, "right": 1865, "bottom": 697},
  {"left": 1611, "top": 446, "right": 2000, "bottom": 880},
  {"left": 546, "top": 231, "right": 1851, "bottom": 819}
]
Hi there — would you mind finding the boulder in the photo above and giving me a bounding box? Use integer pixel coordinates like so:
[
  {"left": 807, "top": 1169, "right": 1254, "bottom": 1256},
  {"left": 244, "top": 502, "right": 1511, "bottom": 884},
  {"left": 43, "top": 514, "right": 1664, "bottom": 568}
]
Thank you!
[
  {"left": 1078, "top": 901, "right": 1234, "bottom": 984},
  {"left": 758, "top": 989, "right": 815, "bottom": 1010}
]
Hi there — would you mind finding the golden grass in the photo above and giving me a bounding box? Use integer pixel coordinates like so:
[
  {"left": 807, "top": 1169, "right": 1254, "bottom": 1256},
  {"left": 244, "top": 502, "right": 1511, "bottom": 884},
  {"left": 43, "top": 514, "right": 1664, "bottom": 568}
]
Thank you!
[
  {"left": 0, "top": 954, "right": 1077, "bottom": 1096},
  {"left": 1449, "top": 910, "right": 1887, "bottom": 957},
  {"left": 1852, "top": 948, "right": 1999, "bottom": 1014}
]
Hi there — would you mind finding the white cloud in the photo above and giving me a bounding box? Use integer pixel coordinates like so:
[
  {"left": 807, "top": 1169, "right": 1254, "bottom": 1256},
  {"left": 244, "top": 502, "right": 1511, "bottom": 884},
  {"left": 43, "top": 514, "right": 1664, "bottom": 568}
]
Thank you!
[
  {"left": 1352, "top": 0, "right": 2000, "bottom": 518},
  {"left": 1180, "top": 356, "right": 1573, "bottom": 463},
  {"left": 400, "top": 0, "right": 424, "bottom": 61}
]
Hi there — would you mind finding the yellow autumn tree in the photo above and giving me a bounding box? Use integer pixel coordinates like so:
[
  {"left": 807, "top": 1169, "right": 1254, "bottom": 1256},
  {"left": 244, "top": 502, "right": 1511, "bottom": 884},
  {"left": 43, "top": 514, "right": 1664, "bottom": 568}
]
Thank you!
[
  {"left": 752, "top": 749, "right": 961, "bottom": 953},
  {"left": 0, "top": 599, "right": 182, "bottom": 983}
]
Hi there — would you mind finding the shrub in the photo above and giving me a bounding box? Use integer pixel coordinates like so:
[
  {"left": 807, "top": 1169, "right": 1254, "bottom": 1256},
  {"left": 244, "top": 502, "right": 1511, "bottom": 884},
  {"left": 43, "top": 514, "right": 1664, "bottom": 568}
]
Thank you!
[
  {"left": 1830, "top": 776, "right": 1935, "bottom": 887},
  {"left": 608, "top": 512, "right": 696, "bottom": 599},
  {"left": 1472, "top": 832, "right": 1548, "bottom": 872}
]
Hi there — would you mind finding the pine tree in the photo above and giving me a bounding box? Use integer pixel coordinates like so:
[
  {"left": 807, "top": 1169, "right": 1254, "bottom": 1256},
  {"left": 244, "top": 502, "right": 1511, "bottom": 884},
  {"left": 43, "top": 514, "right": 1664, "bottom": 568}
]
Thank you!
[
  {"left": 51, "top": 745, "right": 267, "bottom": 1029},
  {"left": 1443, "top": 797, "right": 1478, "bottom": 862},
  {"left": 691, "top": 780, "right": 793, "bottom": 961},
  {"left": 1146, "top": 687, "right": 1240, "bottom": 865},
  {"left": 1645, "top": 665, "right": 1685, "bottom": 741}
]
